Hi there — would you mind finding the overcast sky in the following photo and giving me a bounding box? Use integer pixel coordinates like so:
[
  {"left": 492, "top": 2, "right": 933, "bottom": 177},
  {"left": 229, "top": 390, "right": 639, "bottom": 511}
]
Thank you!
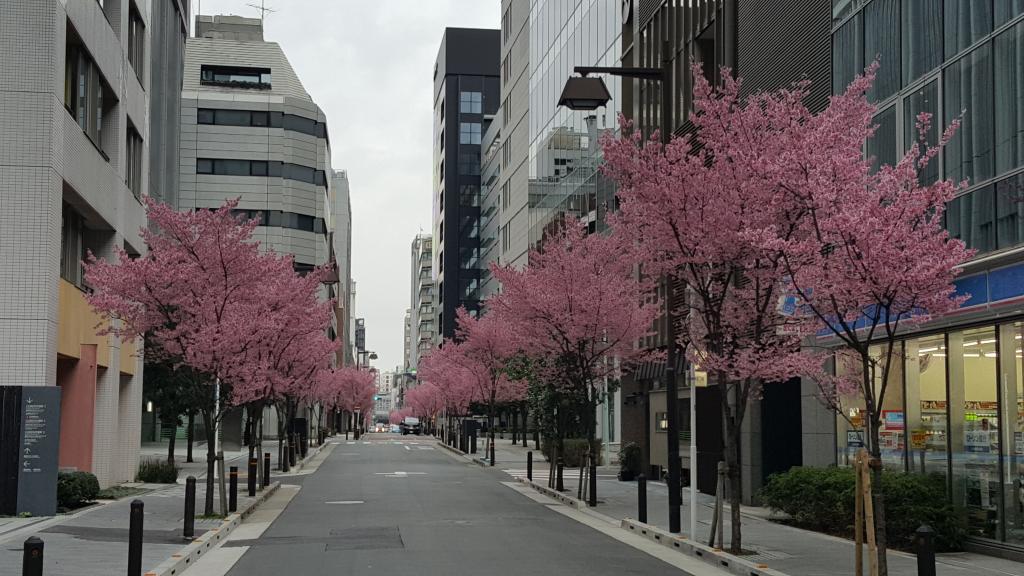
[{"left": 196, "top": 1, "right": 499, "bottom": 373}]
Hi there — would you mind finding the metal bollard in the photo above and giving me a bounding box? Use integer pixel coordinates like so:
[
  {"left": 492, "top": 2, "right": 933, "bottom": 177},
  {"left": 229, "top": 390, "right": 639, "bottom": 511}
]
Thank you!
[
  {"left": 183, "top": 476, "right": 196, "bottom": 539},
  {"left": 556, "top": 458, "right": 565, "bottom": 492},
  {"left": 22, "top": 536, "right": 43, "bottom": 576},
  {"left": 128, "top": 500, "right": 144, "bottom": 576},
  {"left": 638, "top": 474, "right": 648, "bottom": 524},
  {"left": 527, "top": 451, "right": 533, "bottom": 481},
  {"left": 288, "top": 437, "right": 296, "bottom": 467},
  {"left": 248, "top": 458, "right": 257, "bottom": 497},
  {"left": 229, "top": 466, "right": 238, "bottom": 513},
  {"left": 263, "top": 452, "right": 271, "bottom": 488},
  {"left": 915, "top": 525, "right": 936, "bottom": 576},
  {"left": 470, "top": 434, "right": 477, "bottom": 454}
]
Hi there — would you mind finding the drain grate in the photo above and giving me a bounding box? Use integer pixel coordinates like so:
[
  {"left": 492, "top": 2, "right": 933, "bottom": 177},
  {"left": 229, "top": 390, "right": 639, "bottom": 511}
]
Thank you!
[{"left": 742, "top": 548, "right": 793, "bottom": 562}]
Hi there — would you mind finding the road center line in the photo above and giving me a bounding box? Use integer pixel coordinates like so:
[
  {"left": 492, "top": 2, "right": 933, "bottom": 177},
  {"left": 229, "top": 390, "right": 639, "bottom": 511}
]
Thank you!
[{"left": 325, "top": 500, "right": 364, "bottom": 505}]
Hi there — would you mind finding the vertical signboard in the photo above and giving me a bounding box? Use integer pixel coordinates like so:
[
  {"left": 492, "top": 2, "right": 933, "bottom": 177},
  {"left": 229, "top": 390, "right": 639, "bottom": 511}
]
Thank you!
[{"left": 0, "top": 386, "right": 60, "bottom": 516}]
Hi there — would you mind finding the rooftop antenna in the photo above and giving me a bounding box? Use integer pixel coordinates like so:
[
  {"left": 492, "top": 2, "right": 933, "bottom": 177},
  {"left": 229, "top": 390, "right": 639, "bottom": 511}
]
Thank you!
[{"left": 246, "top": 0, "right": 276, "bottom": 21}]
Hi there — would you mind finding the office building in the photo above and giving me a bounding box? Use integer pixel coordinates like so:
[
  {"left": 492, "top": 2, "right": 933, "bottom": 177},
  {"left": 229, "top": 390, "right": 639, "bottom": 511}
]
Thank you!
[
  {"left": 479, "top": 115, "right": 502, "bottom": 299},
  {"left": 0, "top": 0, "right": 158, "bottom": 487},
  {"left": 179, "top": 15, "right": 330, "bottom": 272},
  {"left": 330, "top": 170, "right": 355, "bottom": 366},
  {"left": 409, "top": 234, "right": 436, "bottom": 365},
  {"left": 433, "top": 28, "right": 501, "bottom": 339}
]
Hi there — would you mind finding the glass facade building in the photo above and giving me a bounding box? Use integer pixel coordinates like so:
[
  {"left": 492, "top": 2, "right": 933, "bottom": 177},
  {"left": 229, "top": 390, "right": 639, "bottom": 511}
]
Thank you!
[
  {"left": 832, "top": 0, "right": 1024, "bottom": 549},
  {"left": 527, "top": 0, "right": 623, "bottom": 245}
]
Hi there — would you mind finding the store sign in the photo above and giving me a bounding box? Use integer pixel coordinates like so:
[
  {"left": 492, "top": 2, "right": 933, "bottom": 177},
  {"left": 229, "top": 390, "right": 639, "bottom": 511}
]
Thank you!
[
  {"left": 910, "top": 430, "right": 928, "bottom": 450},
  {"left": 882, "top": 410, "right": 905, "bottom": 431},
  {"left": 964, "top": 429, "right": 993, "bottom": 453},
  {"left": 847, "top": 430, "right": 865, "bottom": 448}
]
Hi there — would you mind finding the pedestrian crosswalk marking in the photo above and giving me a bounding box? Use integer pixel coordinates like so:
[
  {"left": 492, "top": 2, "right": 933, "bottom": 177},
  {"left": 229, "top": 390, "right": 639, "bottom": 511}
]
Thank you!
[
  {"left": 417, "top": 446, "right": 434, "bottom": 450},
  {"left": 325, "top": 500, "right": 364, "bottom": 504}
]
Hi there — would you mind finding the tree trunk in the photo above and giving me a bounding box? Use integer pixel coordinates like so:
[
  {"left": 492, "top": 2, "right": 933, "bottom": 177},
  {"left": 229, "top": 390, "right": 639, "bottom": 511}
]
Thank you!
[
  {"left": 186, "top": 411, "right": 195, "bottom": 463},
  {"left": 719, "top": 374, "right": 744, "bottom": 554},
  {"left": 869, "top": 414, "right": 889, "bottom": 576},
  {"left": 201, "top": 409, "right": 216, "bottom": 516},
  {"left": 522, "top": 403, "right": 529, "bottom": 448},
  {"left": 166, "top": 420, "right": 177, "bottom": 465}
]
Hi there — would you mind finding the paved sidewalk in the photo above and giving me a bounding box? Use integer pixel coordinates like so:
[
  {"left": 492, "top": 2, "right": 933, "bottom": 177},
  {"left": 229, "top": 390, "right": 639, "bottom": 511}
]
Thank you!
[
  {"left": 483, "top": 437, "right": 1024, "bottom": 576},
  {"left": 0, "top": 439, "right": 327, "bottom": 576}
]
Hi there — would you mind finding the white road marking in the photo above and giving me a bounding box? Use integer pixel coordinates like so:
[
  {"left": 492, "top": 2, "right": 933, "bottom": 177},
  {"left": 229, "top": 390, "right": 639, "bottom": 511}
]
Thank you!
[
  {"left": 325, "top": 500, "right": 364, "bottom": 505},
  {"left": 404, "top": 445, "right": 411, "bottom": 451},
  {"left": 347, "top": 441, "right": 355, "bottom": 445},
  {"left": 374, "top": 471, "right": 427, "bottom": 477},
  {"left": 417, "top": 446, "right": 434, "bottom": 450},
  {"left": 362, "top": 441, "right": 371, "bottom": 445}
]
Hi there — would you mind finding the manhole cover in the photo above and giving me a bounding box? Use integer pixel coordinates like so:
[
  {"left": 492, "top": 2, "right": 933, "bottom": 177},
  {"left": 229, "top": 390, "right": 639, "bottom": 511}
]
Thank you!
[{"left": 226, "top": 526, "right": 404, "bottom": 552}]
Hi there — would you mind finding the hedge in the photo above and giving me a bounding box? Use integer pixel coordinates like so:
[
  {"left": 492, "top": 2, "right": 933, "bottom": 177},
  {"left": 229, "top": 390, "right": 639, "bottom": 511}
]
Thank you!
[
  {"left": 137, "top": 459, "right": 179, "bottom": 484},
  {"left": 760, "top": 466, "right": 966, "bottom": 551},
  {"left": 540, "top": 438, "right": 603, "bottom": 467}
]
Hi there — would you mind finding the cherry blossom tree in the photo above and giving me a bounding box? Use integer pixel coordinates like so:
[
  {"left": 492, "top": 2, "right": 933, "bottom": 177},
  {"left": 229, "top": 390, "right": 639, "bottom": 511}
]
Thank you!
[
  {"left": 405, "top": 382, "right": 445, "bottom": 433},
  {"left": 84, "top": 198, "right": 306, "bottom": 514},
  {"left": 418, "top": 344, "right": 478, "bottom": 444},
  {"left": 489, "top": 219, "right": 658, "bottom": 499},
  {"left": 756, "top": 69, "right": 970, "bottom": 572}
]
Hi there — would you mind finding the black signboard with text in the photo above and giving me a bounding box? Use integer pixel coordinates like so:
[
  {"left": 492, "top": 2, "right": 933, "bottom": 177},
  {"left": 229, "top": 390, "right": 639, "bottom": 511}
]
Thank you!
[{"left": 0, "top": 386, "right": 60, "bottom": 516}]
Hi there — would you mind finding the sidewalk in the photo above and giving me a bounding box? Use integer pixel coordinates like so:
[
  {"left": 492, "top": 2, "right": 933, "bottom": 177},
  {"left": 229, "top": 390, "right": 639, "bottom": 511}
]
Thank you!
[
  {"left": 485, "top": 437, "right": 1024, "bottom": 576},
  {"left": 0, "top": 439, "right": 326, "bottom": 576}
]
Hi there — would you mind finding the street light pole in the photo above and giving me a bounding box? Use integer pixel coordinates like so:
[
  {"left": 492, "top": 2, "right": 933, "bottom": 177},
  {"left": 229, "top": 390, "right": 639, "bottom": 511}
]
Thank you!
[{"left": 558, "top": 40, "right": 680, "bottom": 532}]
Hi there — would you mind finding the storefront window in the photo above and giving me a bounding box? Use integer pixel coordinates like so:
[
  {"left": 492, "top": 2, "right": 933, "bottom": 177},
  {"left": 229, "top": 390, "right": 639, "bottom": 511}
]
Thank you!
[
  {"left": 834, "top": 344, "right": 906, "bottom": 471},
  {"left": 949, "top": 326, "right": 1001, "bottom": 539},
  {"left": 905, "top": 335, "right": 949, "bottom": 480},
  {"left": 1003, "top": 322, "right": 1024, "bottom": 543}
]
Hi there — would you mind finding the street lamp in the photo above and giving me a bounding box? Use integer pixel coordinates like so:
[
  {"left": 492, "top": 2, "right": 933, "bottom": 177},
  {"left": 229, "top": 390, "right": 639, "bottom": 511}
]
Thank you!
[{"left": 557, "top": 40, "right": 683, "bottom": 533}]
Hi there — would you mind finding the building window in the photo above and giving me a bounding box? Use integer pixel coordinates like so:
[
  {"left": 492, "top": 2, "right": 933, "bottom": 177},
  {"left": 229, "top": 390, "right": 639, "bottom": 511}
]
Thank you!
[
  {"left": 64, "top": 31, "right": 112, "bottom": 156},
  {"left": 944, "top": 44, "right": 995, "bottom": 185},
  {"left": 127, "top": 1, "right": 144, "bottom": 79},
  {"left": 867, "top": 105, "right": 898, "bottom": 172},
  {"left": 126, "top": 124, "right": 143, "bottom": 199},
  {"left": 995, "top": 19, "right": 1024, "bottom": 175},
  {"left": 902, "top": 0, "right": 942, "bottom": 85},
  {"left": 196, "top": 158, "right": 325, "bottom": 185},
  {"left": 60, "top": 203, "right": 85, "bottom": 287},
  {"left": 903, "top": 80, "right": 940, "bottom": 184},
  {"left": 459, "top": 184, "right": 479, "bottom": 207},
  {"left": 458, "top": 152, "right": 480, "bottom": 175},
  {"left": 946, "top": 184, "right": 996, "bottom": 253},
  {"left": 459, "top": 91, "right": 482, "bottom": 114},
  {"left": 995, "top": 173, "right": 1024, "bottom": 248},
  {"left": 460, "top": 122, "right": 481, "bottom": 144},
  {"left": 945, "top": 0, "right": 992, "bottom": 59},
  {"left": 864, "top": 0, "right": 900, "bottom": 102},
  {"left": 200, "top": 65, "right": 271, "bottom": 89}
]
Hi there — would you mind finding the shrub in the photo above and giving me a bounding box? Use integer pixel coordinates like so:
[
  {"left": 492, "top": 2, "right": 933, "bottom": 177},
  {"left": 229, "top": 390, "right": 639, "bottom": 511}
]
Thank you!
[
  {"left": 137, "top": 459, "right": 179, "bottom": 484},
  {"left": 57, "top": 471, "right": 100, "bottom": 509},
  {"left": 760, "top": 466, "right": 966, "bottom": 551},
  {"left": 540, "top": 438, "right": 603, "bottom": 467},
  {"left": 619, "top": 442, "right": 642, "bottom": 478}
]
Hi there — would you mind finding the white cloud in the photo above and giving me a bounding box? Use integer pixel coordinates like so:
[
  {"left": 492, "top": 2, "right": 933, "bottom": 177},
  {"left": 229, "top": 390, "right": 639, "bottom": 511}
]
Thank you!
[{"left": 194, "top": 0, "right": 499, "bottom": 372}]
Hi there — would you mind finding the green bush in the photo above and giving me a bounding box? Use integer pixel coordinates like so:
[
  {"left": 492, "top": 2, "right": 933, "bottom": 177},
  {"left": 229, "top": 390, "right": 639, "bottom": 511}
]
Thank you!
[
  {"left": 57, "top": 471, "right": 100, "bottom": 509},
  {"left": 760, "top": 466, "right": 966, "bottom": 551},
  {"left": 540, "top": 438, "right": 603, "bottom": 467},
  {"left": 619, "top": 442, "right": 642, "bottom": 477},
  {"left": 136, "top": 459, "right": 179, "bottom": 484}
]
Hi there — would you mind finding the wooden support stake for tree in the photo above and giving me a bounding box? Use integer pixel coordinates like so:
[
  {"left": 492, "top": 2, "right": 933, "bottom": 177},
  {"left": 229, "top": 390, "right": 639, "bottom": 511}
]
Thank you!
[
  {"left": 855, "top": 450, "right": 864, "bottom": 576},
  {"left": 716, "top": 461, "right": 725, "bottom": 550},
  {"left": 859, "top": 448, "right": 879, "bottom": 576}
]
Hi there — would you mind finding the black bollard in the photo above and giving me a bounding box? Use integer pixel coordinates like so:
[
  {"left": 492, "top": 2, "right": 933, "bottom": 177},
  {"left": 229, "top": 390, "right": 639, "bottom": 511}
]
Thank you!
[
  {"left": 263, "top": 452, "right": 271, "bottom": 488},
  {"left": 288, "top": 436, "right": 296, "bottom": 467},
  {"left": 490, "top": 440, "right": 495, "bottom": 467},
  {"left": 527, "top": 451, "right": 533, "bottom": 481},
  {"left": 22, "top": 536, "right": 43, "bottom": 576},
  {"left": 638, "top": 474, "right": 648, "bottom": 523},
  {"left": 229, "top": 466, "right": 238, "bottom": 512},
  {"left": 248, "top": 458, "right": 257, "bottom": 496},
  {"left": 589, "top": 460, "right": 597, "bottom": 507},
  {"left": 183, "top": 476, "right": 196, "bottom": 539},
  {"left": 470, "top": 434, "right": 477, "bottom": 454},
  {"left": 915, "top": 525, "right": 936, "bottom": 576},
  {"left": 128, "top": 500, "right": 144, "bottom": 576},
  {"left": 556, "top": 458, "right": 565, "bottom": 492}
]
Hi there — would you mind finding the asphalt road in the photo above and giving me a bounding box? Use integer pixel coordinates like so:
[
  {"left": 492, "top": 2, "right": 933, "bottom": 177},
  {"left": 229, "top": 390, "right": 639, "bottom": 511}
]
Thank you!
[{"left": 221, "top": 434, "right": 690, "bottom": 575}]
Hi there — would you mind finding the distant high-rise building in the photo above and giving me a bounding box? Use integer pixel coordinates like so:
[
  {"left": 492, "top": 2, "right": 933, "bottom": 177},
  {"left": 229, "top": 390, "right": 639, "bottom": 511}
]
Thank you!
[
  {"left": 408, "top": 234, "right": 436, "bottom": 368},
  {"left": 433, "top": 28, "right": 500, "bottom": 339},
  {"left": 330, "top": 170, "right": 355, "bottom": 366}
]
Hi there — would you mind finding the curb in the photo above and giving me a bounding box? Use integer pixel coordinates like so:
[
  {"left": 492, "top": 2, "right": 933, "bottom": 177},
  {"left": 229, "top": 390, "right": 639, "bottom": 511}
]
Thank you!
[
  {"left": 435, "top": 440, "right": 470, "bottom": 458},
  {"left": 144, "top": 481, "right": 281, "bottom": 576},
  {"left": 513, "top": 476, "right": 587, "bottom": 511},
  {"left": 620, "top": 518, "right": 789, "bottom": 576}
]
